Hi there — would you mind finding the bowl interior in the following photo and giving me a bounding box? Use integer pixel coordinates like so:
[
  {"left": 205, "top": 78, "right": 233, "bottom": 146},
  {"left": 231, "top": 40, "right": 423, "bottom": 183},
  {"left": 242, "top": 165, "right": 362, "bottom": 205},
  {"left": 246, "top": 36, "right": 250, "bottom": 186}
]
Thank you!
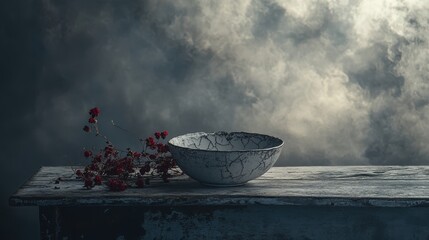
[{"left": 169, "top": 132, "right": 283, "bottom": 151}]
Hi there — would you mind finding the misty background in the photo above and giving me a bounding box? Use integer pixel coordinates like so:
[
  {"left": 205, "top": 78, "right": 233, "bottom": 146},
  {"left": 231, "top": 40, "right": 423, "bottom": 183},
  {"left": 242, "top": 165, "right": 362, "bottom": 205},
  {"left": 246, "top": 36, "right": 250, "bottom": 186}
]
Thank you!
[{"left": 1, "top": 0, "right": 429, "bottom": 238}]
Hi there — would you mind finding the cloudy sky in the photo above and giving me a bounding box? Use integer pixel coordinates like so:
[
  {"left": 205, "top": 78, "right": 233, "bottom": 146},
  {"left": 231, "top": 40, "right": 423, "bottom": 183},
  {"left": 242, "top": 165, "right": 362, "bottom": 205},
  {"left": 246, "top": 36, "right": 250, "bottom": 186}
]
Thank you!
[{"left": 2, "top": 0, "right": 429, "bottom": 238}]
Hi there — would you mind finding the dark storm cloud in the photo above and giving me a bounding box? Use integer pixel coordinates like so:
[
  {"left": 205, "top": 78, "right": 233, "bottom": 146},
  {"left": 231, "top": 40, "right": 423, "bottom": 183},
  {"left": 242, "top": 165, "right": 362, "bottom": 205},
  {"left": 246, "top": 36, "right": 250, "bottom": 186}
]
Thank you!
[{"left": 32, "top": 0, "right": 429, "bottom": 166}]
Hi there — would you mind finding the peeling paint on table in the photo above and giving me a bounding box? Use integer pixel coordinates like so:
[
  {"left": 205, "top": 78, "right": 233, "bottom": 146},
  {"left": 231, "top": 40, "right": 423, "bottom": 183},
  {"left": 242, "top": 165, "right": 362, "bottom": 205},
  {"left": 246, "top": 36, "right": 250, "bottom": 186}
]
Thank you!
[{"left": 9, "top": 166, "right": 429, "bottom": 239}]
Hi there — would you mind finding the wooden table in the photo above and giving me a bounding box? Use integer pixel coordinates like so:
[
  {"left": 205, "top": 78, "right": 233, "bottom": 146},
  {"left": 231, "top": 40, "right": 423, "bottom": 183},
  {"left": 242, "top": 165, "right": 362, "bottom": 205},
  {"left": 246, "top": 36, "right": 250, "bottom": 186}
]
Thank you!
[{"left": 9, "top": 166, "right": 429, "bottom": 239}]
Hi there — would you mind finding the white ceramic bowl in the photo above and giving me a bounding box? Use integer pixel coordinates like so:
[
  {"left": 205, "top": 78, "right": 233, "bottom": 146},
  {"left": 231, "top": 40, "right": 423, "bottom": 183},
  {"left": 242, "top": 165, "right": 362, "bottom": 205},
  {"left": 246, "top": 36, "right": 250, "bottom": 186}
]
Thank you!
[{"left": 168, "top": 132, "right": 284, "bottom": 186}]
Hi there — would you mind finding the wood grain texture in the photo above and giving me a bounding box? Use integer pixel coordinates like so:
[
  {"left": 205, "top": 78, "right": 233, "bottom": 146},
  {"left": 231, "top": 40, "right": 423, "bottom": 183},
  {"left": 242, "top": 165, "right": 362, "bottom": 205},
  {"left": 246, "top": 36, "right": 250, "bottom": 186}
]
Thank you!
[{"left": 9, "top": 166, "right": 429, "bottom": 207}]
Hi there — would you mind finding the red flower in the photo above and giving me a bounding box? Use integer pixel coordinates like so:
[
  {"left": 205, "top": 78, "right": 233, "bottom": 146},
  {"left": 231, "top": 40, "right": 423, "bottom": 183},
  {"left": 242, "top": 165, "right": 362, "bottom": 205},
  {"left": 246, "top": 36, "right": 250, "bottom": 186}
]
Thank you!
[
  {"left": 115, "top": 166, "right": 124, "bottom": 175},
  {"left": 84, "top": 150, "right": 92, "bottom": 158},
  {"left": 161, "top": 130, "right": 168, "bottom": 139},
  {"left": 89, "top": 107, "right": 101, "bottom": 117},
  {"left": 90, "top": 163, "right": 99, "bottom": 171},
  {"left": 104, "top": 146, "right": 114, "bottom": 154},
  {"left": 108, "top": 178, "right": 127, "bottom": 191},
  {"left": 83, "top": 125, "right": 91, "bottom": 132},
  {"left": 139, "top": 164, "right": 150, "bottom": 175},
  {"left": 75, "top": 169, "right": 83, "bottom": 177},
  {"left": 80, "top": 107, "right": 177, "bottom": 192},
  {"left": 84, "top": 179, "right": 94, "bottom": 189},
  {"left": 94, "top": 175, "right": 102, "bottom": 185},
  {"left": 157, "top": 143, "right": 168, "bottom": 153},
  {"left": 88, "top": 117, "right": 97, "bottom": 123},
  {"left": 93, "top": 154, "right": 102, "bottom": 162},
  {"left": 146, "top": 137, "right": 155, "bottom": 147}
]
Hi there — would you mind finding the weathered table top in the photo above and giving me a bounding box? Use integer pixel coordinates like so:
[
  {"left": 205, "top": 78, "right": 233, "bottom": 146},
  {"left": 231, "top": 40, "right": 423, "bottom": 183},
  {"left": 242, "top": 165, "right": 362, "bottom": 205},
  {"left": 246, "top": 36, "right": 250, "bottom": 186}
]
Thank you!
[{"left": 9, "top": 166, "right": 429, "bottom": 207}]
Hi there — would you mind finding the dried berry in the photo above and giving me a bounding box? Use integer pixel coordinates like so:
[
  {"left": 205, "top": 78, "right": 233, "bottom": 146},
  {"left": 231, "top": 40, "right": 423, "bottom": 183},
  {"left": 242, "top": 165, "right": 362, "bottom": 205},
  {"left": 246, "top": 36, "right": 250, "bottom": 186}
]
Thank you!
[
  {"left": 78, "top": 107, "right": 180, "bottom": 191},
  {"left": 94, "top": 175, "right": 102, "bottom": 185},
  {"left": 161, "top": 130, "right": 168, "bottom": 139},
  {"left": 108, "top": 178, "right": 127, "bottom": 191},
  {"left": 84, "top": 179, "right": 94, "bottom": 189},
  {"left": 83, "top": 125, "right": 91, "bottom": 132},
  {"left": 88, "top": 117, "right": 97, "bottom": 124},
  {"left": 139, "top": 164, "right": 150, "bottom": 175},
  {"left": 146, "top": 137, "right": 155, "bottom": 147},
  {"left": 84, "top": 150, "right": 92, "bottom": 158},
  {"left": 89, "top": 107, "right": 101, "bottom": 117}
]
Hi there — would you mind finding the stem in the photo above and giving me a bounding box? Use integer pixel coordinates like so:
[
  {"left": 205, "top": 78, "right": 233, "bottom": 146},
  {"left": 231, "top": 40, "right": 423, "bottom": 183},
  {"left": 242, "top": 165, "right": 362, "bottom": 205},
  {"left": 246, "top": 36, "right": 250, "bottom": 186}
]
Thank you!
[
  {"left": 93, "top": 122, "right": 111, "bottom": 144},
  {"left": 111, "top": 120, "right": 149, "bottom": 151}
]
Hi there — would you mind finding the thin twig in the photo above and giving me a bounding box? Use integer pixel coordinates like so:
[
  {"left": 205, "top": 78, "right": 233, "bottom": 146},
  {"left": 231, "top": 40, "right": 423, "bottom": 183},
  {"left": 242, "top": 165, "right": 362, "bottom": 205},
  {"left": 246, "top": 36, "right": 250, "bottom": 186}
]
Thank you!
[{"left": 111, "top": 120, "right": 146, "bottom": 149}]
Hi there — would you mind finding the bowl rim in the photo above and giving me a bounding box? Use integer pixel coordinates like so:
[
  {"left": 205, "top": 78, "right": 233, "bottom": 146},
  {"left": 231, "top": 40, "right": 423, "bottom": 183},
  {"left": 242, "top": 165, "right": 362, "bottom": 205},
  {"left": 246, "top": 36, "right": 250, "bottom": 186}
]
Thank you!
[{"left": 168, "top": 131, "right": 284, "bottom": 153}]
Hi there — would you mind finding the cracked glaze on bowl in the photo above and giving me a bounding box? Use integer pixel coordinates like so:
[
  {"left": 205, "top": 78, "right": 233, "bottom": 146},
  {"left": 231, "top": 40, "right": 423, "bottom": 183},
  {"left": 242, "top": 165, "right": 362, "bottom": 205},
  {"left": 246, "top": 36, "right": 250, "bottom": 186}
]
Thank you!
[{"left": 168, "top": 132, "right": 284, "bottom": 186}]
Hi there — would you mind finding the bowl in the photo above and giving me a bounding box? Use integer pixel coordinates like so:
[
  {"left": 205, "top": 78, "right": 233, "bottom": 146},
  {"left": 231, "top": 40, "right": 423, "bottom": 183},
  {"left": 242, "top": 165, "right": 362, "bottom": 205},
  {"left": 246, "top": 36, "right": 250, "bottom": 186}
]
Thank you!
[{"left": 168, "top": 131, "right": 284, "bottom": 186}]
